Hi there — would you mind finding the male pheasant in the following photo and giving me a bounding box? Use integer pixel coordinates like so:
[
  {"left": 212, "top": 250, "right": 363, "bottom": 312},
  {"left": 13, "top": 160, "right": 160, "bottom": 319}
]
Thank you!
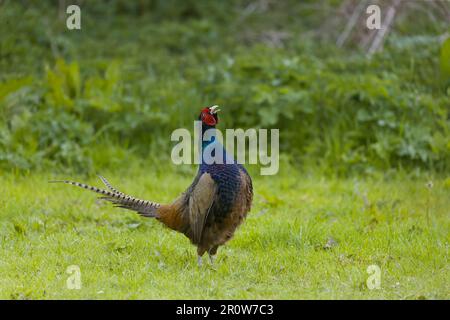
[{"left": 52, "top": 106, "right": 253, "bottom": 265}]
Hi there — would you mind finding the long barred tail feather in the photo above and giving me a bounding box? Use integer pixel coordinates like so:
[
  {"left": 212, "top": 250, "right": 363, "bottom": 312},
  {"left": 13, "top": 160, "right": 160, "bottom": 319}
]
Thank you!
[
  {"left": 97, "top": 175, "right": 125, "bottom": 196},
  {"left": 49, "top": 179, "right": 160, "bottom": 217}
]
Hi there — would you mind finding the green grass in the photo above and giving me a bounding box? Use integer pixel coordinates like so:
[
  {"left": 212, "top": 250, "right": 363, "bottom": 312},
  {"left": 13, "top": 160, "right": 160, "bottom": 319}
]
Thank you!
[{"left": 0, "top": 167, "right": 448, "bottom": 299}]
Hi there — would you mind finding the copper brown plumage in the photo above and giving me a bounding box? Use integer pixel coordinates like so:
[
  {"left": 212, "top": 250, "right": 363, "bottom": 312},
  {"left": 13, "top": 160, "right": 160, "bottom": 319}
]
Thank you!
[{"left": 51, "top": 106, "right": 253, "bottom": 266}]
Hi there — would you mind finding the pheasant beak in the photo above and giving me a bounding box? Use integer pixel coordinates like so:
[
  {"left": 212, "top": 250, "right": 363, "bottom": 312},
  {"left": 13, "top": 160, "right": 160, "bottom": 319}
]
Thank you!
[{"left": 210, "top": 105, "right": 220, "bottom": 114}]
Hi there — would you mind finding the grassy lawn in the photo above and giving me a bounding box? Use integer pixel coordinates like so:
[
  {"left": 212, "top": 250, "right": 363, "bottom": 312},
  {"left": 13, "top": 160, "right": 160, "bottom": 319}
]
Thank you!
[{"left": 0, "top": 167, "right": 448, "bottom": 299}]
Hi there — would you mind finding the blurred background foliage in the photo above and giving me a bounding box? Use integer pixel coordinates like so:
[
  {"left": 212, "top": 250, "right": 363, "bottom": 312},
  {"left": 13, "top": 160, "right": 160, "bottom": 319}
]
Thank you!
[{"left": 0, "top": 0, "right": 449, "bottom": 176}]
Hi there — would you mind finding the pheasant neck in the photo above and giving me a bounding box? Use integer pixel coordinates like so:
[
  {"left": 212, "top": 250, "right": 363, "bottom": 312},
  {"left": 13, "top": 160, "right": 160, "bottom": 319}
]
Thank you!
[{"left": 199, "top": 128, "right": 234, "bottom": 165}]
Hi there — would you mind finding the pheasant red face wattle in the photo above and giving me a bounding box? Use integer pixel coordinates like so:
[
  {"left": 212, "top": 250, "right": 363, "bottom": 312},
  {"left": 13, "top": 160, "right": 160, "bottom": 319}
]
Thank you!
[
  {"left": 202, "top": 113, "right": 217, "bottom": 126},
  {"left": 199, "top": 107, "right": 218, "bottom": 126}
]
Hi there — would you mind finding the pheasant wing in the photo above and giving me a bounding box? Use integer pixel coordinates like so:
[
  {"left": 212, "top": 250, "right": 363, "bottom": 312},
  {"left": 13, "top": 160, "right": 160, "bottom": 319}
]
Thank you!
[{"left": 188, "top": 173, "right": 217, "bottom": 244}]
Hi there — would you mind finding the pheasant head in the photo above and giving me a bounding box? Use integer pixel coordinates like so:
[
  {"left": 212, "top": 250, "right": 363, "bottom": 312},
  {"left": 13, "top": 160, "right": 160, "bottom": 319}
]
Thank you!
[{"left": 198, "top": 105, "right": 220, "bottom": 130}]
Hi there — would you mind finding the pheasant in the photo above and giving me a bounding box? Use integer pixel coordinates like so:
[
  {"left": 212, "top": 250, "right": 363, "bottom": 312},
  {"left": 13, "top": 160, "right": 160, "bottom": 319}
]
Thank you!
[{"left": 52, "top": 105, "right": 253, "bottom": 266}]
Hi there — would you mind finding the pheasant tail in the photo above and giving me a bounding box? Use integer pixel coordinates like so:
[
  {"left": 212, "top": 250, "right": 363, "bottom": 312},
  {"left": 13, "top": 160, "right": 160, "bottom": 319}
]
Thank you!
[{"left": 49, "top": 178, "right": 160, "bottom": 217}]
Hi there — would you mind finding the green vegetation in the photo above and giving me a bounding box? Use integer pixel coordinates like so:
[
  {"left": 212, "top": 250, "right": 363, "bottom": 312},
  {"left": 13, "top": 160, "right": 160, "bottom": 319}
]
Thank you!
[
  {"left": 0, "top": 1, "right": 449, "bottom": 299},
  {"left": 0, "top": 1, "right": 449, "bottom": 174}
]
